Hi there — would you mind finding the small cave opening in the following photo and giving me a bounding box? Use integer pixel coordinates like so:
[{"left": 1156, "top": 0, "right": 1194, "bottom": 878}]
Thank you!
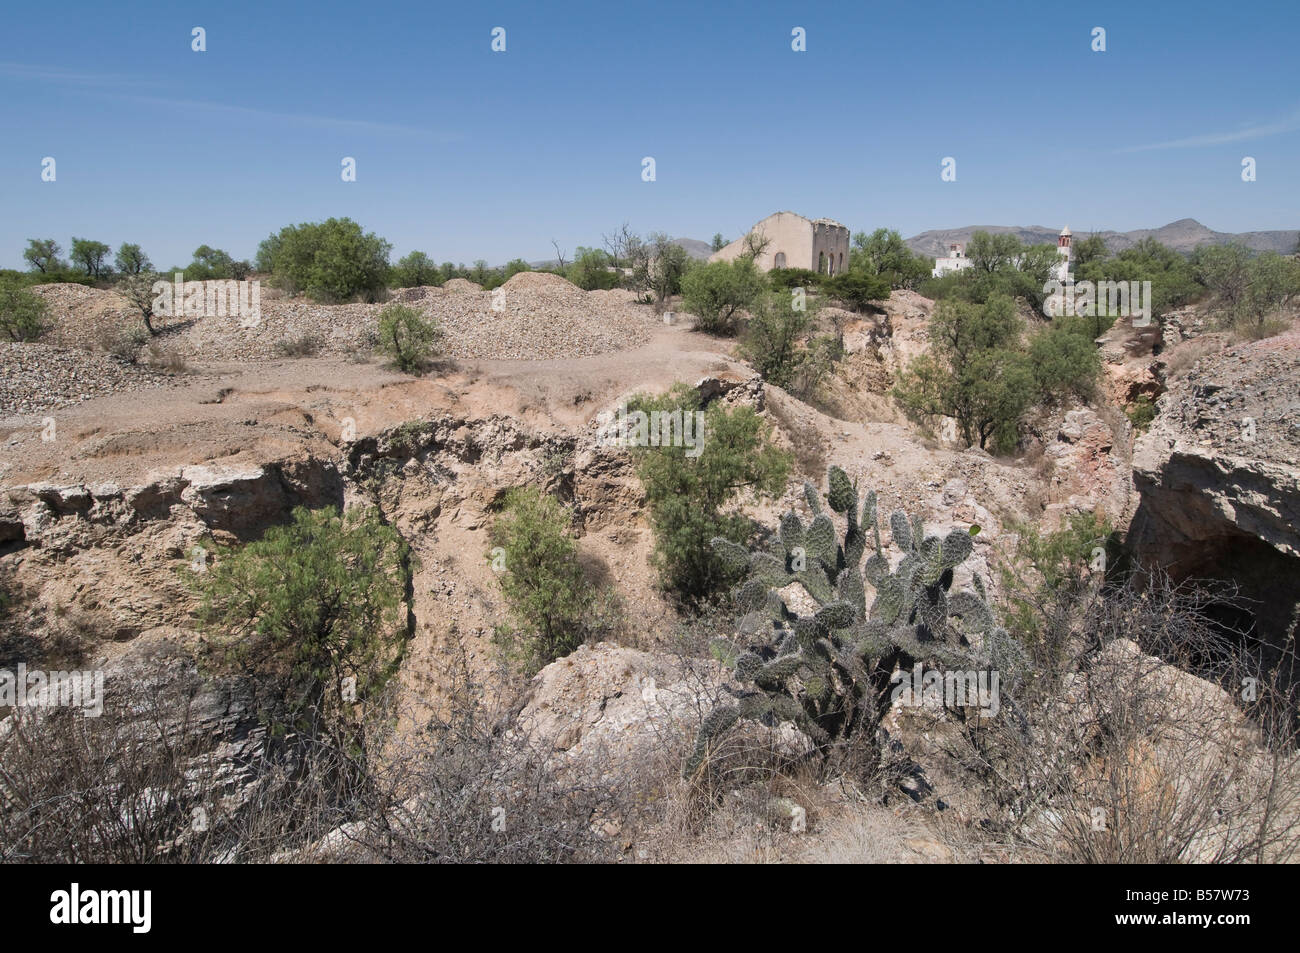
[{"left": 1144, "top": 531, "right": 1300, "bottom": 693}]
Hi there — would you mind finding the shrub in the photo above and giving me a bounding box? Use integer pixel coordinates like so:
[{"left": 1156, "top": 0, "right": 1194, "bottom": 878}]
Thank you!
[
  {"left": 766, "top": 267, "right": 823, "bottom": 291},
  {"left": 995, "top": 511, "right": 1116, "bottom": 677},
  {"left": 680, "top": 258, "right": 765, "bottom": 335},
  {"left": 789, "top": 333, "right": 844, "bottom": 401},
  {"left": 629, "top": 384, "right": 791, "bottom": 601},
  {"left": 175, "top": 245, "right": 251, "bottom": 281},
  {"left": 1028, "top": 325, "right": 1101, "bottom": 402},
  {"left": 196, "top": 505, "right": 409, "bottom": 748},
  {"left": 0, "top": 281, "right": 50, "bottom": 341},
  {"left": 145, "top": 342, "right": 188, "bottom": 373},
  {"left": 688, "top": 465, "right": 1001, "bottom": 775},
  {"left": 96, "top": 323, "right": 149, "bottom": 362},
  {"left": 377, "top": 304, "right": 442, "bottom": 373},
  {"left": 567, "top": 248, "right": 620, "bottom": 291},
  {"left": 257, "top": 218, "right": 391, "bottom": 302},
  {"left": 1125, "top": 395, "right": 1157, "bottom": 430},
  {"left": 738, "top": 290, "right": 813, "bottom": 387},
  {"left": 489, "top": 487, "right": 589, "bottom": 673},
  {"left": 824, "top": 270, "right": 891, "bottom": 313},
  {"left": 635, "top": 233, "right": 690, "bottom": 307},
  {"left": 275, "top": 333, "right": 323, "bottom": 358},
  {"left": 976, "top": 568, "right": 1300, "bottom": 863}
]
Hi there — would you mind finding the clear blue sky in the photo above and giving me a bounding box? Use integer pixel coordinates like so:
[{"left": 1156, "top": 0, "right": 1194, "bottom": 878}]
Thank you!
[{"left": 2, "top": 0, "right": 1297, "bottom": 269}]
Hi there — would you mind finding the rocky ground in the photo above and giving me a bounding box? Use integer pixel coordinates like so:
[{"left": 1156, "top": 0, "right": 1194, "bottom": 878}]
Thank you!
[
  {"left": 0, "top": 342, "right": 179, "bottom": 416},
  {"left": 3, "top": 278, "right": 1298, "bottom": 862}
]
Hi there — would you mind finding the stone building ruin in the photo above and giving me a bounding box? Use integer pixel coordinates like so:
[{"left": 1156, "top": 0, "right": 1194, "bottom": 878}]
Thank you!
[{"left": 709, "top": 211, "right": 850, "bottom": 275}]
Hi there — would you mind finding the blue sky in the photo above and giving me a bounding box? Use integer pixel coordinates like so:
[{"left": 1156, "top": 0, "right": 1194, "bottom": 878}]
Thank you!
[{"left": 2, "top": 0, "right": 1297, "bottom": 269}]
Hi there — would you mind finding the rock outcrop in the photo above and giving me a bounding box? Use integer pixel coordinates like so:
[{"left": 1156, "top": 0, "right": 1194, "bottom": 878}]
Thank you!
[{"left": 1129, "top": 327, "right": 1300, "bottom": 652}]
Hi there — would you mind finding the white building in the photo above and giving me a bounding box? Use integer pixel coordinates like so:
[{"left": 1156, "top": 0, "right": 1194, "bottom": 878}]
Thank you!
[
  {"left": 1054, "top": 226, "right": 1073, "bottom": 282},
  {"left": 932, "top": 242, "right": 972, "bottom": 277},
  {"left": 932, "top": 226, "right": 1075, "bottom": 279}
]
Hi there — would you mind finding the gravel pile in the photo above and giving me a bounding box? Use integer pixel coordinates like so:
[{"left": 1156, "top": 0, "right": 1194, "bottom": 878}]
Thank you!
[
  {"left": 28, "top": 283, "right": 135, "bottom": 349},
  {"left": 0, "top": 342, "right": 172, "bottom": 417},
  {"left": 28, "top": 278, "right": 657, "bottom": 364}
]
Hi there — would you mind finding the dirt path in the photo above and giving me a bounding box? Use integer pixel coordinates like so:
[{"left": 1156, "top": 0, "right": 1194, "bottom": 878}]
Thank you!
[{"left": 0, "top": 322, "right": 742, "bottom": 488}]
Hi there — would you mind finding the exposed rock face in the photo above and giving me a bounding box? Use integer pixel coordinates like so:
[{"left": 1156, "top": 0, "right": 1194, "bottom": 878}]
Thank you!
[
  {"left": 1040, "top": 407, "right": 1133, "bottom": 528},
  {"left": 1129, "top": 328, "right": 1300, "bottom": 655},
  {"left": 515, "top": 642, "right": 723, "bottom": 774}
]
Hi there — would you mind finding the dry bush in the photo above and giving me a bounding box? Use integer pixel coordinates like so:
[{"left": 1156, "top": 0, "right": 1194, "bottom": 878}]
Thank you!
[
  {"left": 274, "top": 333, "right": 323, "bottom": 358},
  {"left": 1231, "top": 315, "right": 1292, "bottom": 342},
  {"left": 145, "top": 341, "right": 188, "bottom": 373},
  {"left": 965, "top": 572, "right": 1300, "bottom": 863},
  {"left": 766, "top": 394, "right": 827, "bottom": 477},
  {"left": 94, "top": 323, "right": 148, "bottom": 363},
  {"left": 0, "top": 670, "right": 229, "bottom": 863},
  {"left": 1162, "top": 334, "right": 1222, "bottom": 378},
  {"left": 0, "top": 647, "right": 623, "bottom": 864}
]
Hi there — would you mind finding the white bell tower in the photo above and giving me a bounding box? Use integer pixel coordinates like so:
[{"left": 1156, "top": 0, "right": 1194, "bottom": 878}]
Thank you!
[{"left": 1055, "top": 226, "right": 1073, "bottom": 282}]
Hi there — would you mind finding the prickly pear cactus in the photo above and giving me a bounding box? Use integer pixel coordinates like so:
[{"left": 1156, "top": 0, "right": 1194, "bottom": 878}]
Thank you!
[{"left": 686, "top": 464, "right": 1004, "bottom": 776}]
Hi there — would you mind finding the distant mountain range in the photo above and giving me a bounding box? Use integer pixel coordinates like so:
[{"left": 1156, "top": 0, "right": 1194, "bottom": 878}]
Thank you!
[
  {"left": 522, "top": 220, "right": 1296, "bottom": 271},
  {"left": 526, "top": 237, "right": 713, "bottom": 270},
  {"left": 903, "top": 219, "right": 1299, "bottom": 258}
]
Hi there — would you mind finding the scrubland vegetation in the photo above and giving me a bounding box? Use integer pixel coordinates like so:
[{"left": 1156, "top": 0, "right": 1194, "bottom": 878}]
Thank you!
[{"left": 3, "top": 216, "right": 1299, "bottom": 865}]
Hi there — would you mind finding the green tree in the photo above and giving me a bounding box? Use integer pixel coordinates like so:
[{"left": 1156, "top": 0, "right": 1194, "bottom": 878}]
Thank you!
[
  {"left": 1079, "top": 238, "right": 1202, "bottom": 318},
  {"left": 629, "top": 385, "right": 791, "bottom": 600},
  {"left": 196, "top": 505, "right": 409, "bottom": 752},
  {"left": 1241, "top": 252, "right": 1300, "bottom": 333},
  {"left": 1073, "top": 234, "right": 1108, "bottom": 267},
  {"left": 967, "top": 231, "right": 1022, "bottom": 274},
  {"left": 849, "top": 228, "right": 931, "bottom": 289},
  {"left": 1192, "top": 242, "right": 1251, "bottom": 315},
  {"left": 1014, "top": 244, "right": 1064, "bottom": 311},
  {"left": 186, "top": 245, "right": 236, "bottom": 280},
  {"left": 258, "top": 218, "right": 391, "bottom": 302},
  {"left": 70, "top": 238, "right": 112, "bottom": 278},
  {"left": 567, "top": 247, "right": 620, "bottom": 290},
  {"left": 893, "top": 295, "right": 1034, "bottom": 452},
  {"left": 377, "top": 303, "right": 442, "bottom": 372},
  {"left": 113, "top": 243, "right": 152, "bottom": 276},
  {"left": 1028, "top": 325, "right": 1101, "bottom": 402},
  {"left": 637, "top": 233, "right": 689, "bottom": 307},
  {"left": 392, "top": 251, "right": 440, "bottom": 288},
  {"left": 0, "top": 281, "right": 49, "bottom": 341},
  {"left": 489, "top": 487, "right": 589, "bottom": 672},
  {"left": 679, "top": 257, "right": 765, "bottom": 335},
  {"left": 504, "top": 258, "right": 532, "bottom": 279},
  {"left": 22, "top": 239, "right": 62, "bottom": 274},
  {"left": 711, "top": 233, "right": 726, "bottom": 253}
]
